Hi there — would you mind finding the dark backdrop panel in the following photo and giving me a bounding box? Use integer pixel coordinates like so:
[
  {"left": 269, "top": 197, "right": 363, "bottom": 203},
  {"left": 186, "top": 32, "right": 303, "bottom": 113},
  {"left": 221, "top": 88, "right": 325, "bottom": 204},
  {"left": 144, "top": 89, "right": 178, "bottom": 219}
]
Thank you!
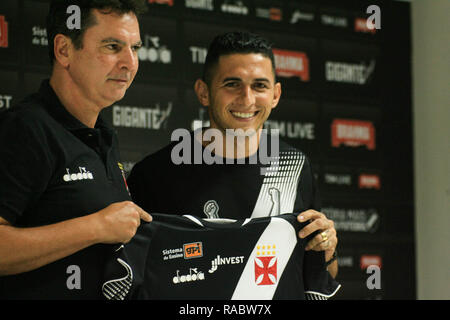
[
  {"left": 0, "top": 1, "right": 20, "bottom": 66},
  {"left": 0, "top": 70, "right": 18, "bottom": 111},
  {"left": 134, "top": 15, "right": 178, "bottom": 83}
]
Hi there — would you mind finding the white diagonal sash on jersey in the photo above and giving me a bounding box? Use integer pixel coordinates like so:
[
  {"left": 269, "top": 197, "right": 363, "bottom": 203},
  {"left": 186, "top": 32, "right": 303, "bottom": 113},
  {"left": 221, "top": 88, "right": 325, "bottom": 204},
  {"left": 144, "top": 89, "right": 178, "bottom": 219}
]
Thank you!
[
  {"left": 231, "top": 217, "right": 297, "bottom": 300},
  {"left": 251, "top": 151, "right": 305, "bottom": 218}
]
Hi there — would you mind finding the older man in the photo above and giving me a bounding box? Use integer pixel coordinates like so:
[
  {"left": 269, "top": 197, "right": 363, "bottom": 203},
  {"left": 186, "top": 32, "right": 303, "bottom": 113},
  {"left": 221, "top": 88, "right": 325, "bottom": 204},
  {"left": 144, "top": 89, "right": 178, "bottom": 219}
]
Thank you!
[{"left": 0, "top": 0, "right": 151, "bottom": 299}]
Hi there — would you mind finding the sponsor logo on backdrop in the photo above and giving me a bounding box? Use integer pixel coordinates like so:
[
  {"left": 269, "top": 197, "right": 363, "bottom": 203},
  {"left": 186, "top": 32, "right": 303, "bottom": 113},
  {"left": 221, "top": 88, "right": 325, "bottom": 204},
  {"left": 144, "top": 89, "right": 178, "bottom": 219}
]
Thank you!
[
  {"left": 221, "top": 0, "right": 248, "bottom": 15},
  {"left": 255, "top": 244, "right": 277, "bottom": 286},
  {"left": 324, "top": 173, "right": 352, "bottom": 186},
  {"left": 337, "top": 255, "right": 354, "bottom": 268},
  {"left": 358, "top": 174, "right": 381, "bottom": 190},
  {"left": 255, "top": 7, "right": 282, "bottom": 21},
  {"left": 185, "top": 0, "right": 213, "bottom": 10},
  {"left": 264, "top": 120, "right": 315, "bottom": 140},
  {"left": 331, "top": 119, "right": 376, "bottom": 150},
  {"left": 148, "top": 0, "right": 174, "bottom": 6},
  {"left": 138, "top": 35, "right": 172, "bottom": 64},
  {"left": 360, "top": 255, "right": 382, "bottom": 269},
  {"left": 0, "top": 15, "right": 8, "bottom": 48},
  {"left": 190, "top": 46, "right": 207, "bottom": 64},
  {"left": 325, "top": 60, "right": 376, "bottom": 85},
  {"left": 112, "top": 103, "right": 172, "bottom": 130},
  {"left": 290, "top": 10, "right": 314, "bottom": 24},
  {"left": 355, "top": 17, "right": 377, "bottom": 34},
  {"left": 191, "top": 108, "right": 210, "bottom": 131},
  {"left": 321, "top": 14, "right": 348, "bottom": 28},
  {"left": 31, "top": 25, "right": 48, "bottom": 46},
  {"left": 0, "top": 94, "right": 12, "bottom": 110},
  {"left": 273, "top": 49, "right": 309, "bottom": 81},
  {"left": 322, "top": 207, "right": 380, "bottom": 233}
]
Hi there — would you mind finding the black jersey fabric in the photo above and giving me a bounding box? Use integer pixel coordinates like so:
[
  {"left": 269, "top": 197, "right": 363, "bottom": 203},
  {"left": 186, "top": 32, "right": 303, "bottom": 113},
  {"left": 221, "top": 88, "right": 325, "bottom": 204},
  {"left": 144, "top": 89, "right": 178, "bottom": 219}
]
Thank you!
[
  {"left": 0, "top": 80, "right": 131, "bottom": 299},
  {"left": 127, "top": 129, "right": 321, "bottom": 220},
  {"left": 103, "top": 213, "right": 340, "bottom": 300}
]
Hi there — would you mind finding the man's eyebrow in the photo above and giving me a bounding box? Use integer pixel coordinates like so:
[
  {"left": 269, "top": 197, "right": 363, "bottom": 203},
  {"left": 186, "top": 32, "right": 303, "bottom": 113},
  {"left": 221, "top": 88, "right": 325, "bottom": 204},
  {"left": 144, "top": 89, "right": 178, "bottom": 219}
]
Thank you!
[
  {"left": 222, "top": 77, "right": 242, "bottom": 82},
  {"left": 222, "top": 77, "right": 271, "bottom": 83},
  {"left": 253, "top": 78, "right": 271, "bottom": 83},
  {"left": 101, "top": 38, "right": 126, "bottom": 46},
  {"left": 101, "top": 38, "right": 142, "bottom": 47}
]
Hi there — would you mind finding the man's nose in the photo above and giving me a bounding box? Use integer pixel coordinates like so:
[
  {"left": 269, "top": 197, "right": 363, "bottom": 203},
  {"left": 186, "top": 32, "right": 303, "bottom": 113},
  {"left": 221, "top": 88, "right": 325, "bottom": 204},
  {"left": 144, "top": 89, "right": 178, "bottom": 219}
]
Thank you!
[
  {"left": 238, "top": 85, "right": 256, "bottom": 107},
  {"left": 118, "top": 47, "right": 139, "bottom": 72}
]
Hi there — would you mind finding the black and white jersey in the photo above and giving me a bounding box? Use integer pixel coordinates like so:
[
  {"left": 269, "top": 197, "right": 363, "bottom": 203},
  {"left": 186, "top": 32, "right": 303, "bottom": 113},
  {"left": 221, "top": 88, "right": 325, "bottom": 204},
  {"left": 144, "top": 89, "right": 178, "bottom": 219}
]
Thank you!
[
  {"left": 103, "top": 213, "right": 340, "bottom": 300},
  {"left": 127, "top": 130, "right": 321, "bottom": 221}
]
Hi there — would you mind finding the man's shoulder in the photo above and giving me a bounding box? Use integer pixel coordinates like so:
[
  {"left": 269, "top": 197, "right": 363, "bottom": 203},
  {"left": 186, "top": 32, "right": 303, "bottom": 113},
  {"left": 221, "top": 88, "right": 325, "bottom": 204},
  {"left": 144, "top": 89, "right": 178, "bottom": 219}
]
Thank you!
[
  {"left": 138, "top": 140, "right": 180, "bottom": 165},
  {"left": 268, "top": 135, "right": 314, "bottom": 173},
  {"left": 130, "top": 138, "right": 184, "bottom": 179},
  {"left": 267, "top": 133, "right": 309, "bottom": 158},
  {"left": 0, "top": 93, "right": 51, "bottom": 132}
]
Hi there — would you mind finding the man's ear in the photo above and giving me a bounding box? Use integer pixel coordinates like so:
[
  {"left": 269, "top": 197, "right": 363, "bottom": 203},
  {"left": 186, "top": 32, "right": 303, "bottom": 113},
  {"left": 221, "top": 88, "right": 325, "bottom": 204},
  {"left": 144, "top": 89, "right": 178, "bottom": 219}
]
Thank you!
[
  {"left": 194, "top": 79, "right": 210, "bottom": 107},
  {"left": 271, "top": 82, "right": 282, "bottom": 109},
  {"left": 53, "top": 34, "right": 71, "bottom": 68}
]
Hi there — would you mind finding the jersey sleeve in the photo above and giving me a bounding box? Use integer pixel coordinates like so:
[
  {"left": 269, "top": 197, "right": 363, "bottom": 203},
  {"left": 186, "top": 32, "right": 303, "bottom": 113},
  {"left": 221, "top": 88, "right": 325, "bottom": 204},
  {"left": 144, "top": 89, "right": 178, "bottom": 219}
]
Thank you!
[
  {"left": 303, "top": 250, "right": 341, "bottom": 300},
  {"left": 0, "top": 112, "right": 53, "bottom": 224},
  {"left": 127, "top": 159, "right": 155, "bottom": 212},
  {"left": 295, "top": 156, "right": 322, "bottom": 212}
]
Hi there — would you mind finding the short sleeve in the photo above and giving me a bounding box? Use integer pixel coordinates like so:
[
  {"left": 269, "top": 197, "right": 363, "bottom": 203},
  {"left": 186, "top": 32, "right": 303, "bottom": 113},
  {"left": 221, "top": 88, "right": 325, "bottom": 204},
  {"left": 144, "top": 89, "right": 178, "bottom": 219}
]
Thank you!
[
  {"left": 0, "top": 112, "right": 52, "bottom": 224},
  {"left": 127, "top": 160, "right": 153, "bottom": 211},
  {"left": 296, "top": 156, "right": 322, "bottom": 212},
  {"left": 303, "top": 250, "right": 341, "bottom": 300}
]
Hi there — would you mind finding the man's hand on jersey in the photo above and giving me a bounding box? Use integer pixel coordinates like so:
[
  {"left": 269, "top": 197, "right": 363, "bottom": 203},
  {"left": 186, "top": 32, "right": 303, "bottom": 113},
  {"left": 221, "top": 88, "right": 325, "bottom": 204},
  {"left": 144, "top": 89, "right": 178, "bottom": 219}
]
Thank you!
[
  {"left": 93, "top": 201, "right": 152, "bottom": 244},
  {"left": 297, "top": 210, "right": 337, "bottom": 260}
]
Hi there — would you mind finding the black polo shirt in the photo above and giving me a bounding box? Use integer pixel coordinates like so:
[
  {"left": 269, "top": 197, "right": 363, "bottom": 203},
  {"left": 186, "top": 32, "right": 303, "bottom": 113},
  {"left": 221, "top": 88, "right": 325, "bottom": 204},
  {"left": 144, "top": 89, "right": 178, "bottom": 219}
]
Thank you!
[{"left": 0, "top": 80, "right": 131, "bottom": 299}]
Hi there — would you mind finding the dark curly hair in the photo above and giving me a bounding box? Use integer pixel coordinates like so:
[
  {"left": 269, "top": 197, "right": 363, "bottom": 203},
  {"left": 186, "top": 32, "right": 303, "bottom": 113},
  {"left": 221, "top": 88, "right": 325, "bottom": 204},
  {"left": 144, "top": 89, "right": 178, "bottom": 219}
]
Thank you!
[
  {"left": 46, "top": 0, "right": 147, "bottom": 65},
  {"left": 202, "top": 31, "right": 276, "bottom": 85}
]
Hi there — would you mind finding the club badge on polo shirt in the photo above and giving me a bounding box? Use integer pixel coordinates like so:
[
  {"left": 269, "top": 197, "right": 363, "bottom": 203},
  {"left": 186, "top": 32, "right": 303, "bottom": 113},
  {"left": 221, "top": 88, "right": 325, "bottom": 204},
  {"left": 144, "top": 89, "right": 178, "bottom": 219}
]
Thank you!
[
  {"left": 118, "top": 162, "right": 131, "bottom": 195},
  {"left": 63, "top": 167, "right": 94, "bottom": 182}
]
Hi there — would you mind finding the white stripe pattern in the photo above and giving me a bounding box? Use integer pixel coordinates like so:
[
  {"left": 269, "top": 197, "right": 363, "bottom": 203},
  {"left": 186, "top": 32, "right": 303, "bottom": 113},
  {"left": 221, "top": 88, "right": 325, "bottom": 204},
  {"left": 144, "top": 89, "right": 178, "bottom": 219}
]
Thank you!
[
  {"left": 305, "top": 284, "right": 342, "bottom": 300},
  {"left": 102, "top": 258, "right": 133, "bottom": 300},
  {"left": 252, "top": 150, "right": 306, "bottom": 218}
]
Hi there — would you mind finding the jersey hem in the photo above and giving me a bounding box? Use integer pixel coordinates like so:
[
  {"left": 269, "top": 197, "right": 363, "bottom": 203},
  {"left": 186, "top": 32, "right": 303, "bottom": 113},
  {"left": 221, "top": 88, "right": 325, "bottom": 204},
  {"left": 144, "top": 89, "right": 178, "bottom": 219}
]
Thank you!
[{"left": 305, "top": 284, "right": 342, "bottom": 300}]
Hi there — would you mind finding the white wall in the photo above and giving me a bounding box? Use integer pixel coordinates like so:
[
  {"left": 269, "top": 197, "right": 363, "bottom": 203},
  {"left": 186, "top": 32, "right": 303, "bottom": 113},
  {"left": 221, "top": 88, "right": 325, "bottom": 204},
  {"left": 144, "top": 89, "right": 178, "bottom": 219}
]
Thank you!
[{"left": 411, "top": 0, "right": 450, "bottom": 300}]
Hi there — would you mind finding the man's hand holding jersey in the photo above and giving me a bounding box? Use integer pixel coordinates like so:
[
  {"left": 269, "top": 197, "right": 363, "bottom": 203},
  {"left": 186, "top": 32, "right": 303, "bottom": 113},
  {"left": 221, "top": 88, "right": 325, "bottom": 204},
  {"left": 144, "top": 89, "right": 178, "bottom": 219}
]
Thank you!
[
  {"left": 93, "top": 201, "right": 152, "bottom": 244},
  {"left": 297, "top": 210, "right": 338, "bottom": 278}
]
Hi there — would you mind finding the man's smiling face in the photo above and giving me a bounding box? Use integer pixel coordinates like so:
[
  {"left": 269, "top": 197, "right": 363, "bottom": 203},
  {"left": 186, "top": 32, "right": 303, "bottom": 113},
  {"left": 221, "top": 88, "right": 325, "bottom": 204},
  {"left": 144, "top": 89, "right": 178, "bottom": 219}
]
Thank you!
[{"left": 197, "top": 53, "right": 281, "bottom": 134}]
